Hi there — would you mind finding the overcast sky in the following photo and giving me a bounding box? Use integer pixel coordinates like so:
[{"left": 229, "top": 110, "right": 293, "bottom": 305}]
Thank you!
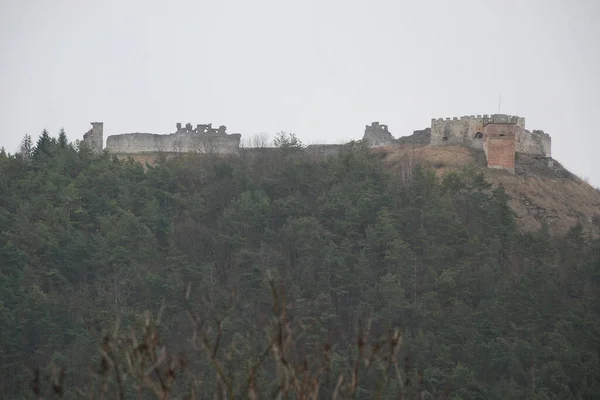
[{"left": 1, "top": 0, "right": 599, "bottom": 185}]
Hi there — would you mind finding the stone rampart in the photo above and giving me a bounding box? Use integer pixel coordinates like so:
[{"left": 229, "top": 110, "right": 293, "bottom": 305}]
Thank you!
[
  {"left": 105, "top": 131, "right": 241, "bottom": 154},
  {"left": 430, "top": 114, "right": 549, "bottom": 157},
  {"left": 305, "top": 144, "right": 346, "bottom": 157},
  {"left": 430, "top": 114, "right": 525, "bottom": 148},
  {"left": 518, "top": 129, "right": 551, "bottom": 158},
  {"left": 103, "top": 122, "right": 241, "bottom": 155},
  {"left": 483, "top": 122, "right": 519, "bottom": 139},
  {"left": 395, "top": 128, "right": 431, "bottom": 146},
  {"left": 429, "top": 113, "right": 552, "bottom": 174}
]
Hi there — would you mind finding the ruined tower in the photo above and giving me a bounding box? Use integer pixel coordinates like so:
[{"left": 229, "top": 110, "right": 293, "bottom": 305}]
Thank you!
[
  {"left": 363, "top": 122, "right": 393, "bottom": 147},
  {"left": 82, "top": 122, "right": 104, "bottom": 153}
]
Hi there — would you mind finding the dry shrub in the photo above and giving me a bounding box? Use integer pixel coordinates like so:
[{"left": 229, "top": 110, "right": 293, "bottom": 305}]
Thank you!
[{"left": 32, "top": 279, "right": 445, "bottom": 399}]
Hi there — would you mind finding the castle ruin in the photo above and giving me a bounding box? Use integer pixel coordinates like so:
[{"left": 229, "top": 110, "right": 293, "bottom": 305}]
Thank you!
[
  {"left": 83, "top": 113, "right": 552, "bottom": 174},
  {"left": 82, "top": 122, "right": 241, "bottom": 155},
  {"left": 429, "top": 114, "right": 551, "bottom": 173},
  {"left": 363, "top": 122, "right": 394, "bottom": 147},
  {"left": 82, "top": 122, "right": 104, "bottom": 154}
]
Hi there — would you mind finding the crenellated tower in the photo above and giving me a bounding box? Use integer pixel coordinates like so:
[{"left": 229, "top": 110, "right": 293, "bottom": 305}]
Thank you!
[{"left": 429, "top": 114, "right": 551, "bottom": 173}]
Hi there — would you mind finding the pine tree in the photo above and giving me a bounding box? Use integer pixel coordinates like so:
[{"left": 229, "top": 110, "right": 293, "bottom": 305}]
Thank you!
[
  {"left": 32, "top": 129, "right": 54, "bottom": 160},
  {"left": 58, "top": 128, "right": 68, "bottom": 148},
  {"left": 20, "top": 134, "right": 33, "bottom": 161}
]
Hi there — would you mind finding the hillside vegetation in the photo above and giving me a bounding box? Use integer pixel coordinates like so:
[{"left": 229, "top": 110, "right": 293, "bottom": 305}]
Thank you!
[
  {"left": 1, "top": 132, "right": 600, "bottom": 399},
  {"left": 376, "top": 144, "right": 600, "bottom": 236}
]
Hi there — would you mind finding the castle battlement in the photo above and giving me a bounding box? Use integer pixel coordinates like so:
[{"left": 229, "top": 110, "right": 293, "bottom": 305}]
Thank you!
[
  {"left": 431, "top": 114, "right": 524, "bottom": 126},
  {"left": 174, "top": 122, "right": 228, "bottom": 135},
  {"left": 483, "top": 114, "right": 524, "bottom": 125},
  {"left": 429, "top": 113, "right": 550, "bottom": 172}
]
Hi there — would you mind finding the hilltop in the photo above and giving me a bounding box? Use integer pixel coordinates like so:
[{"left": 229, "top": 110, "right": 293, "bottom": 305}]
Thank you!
[{"left": 78, "top": 114, "right": 600, "bottom": 238}]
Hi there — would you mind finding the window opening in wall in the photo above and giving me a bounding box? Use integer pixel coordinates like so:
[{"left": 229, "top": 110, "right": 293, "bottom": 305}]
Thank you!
[
  {"left": 442, "top": 136, "right": 448, "bottom": 141},
  {"left": 499, "top": 133, "right": 506, "bottom": 137},
  {"left": 474, "top": 132, "right": 483, "bottom": 139}
]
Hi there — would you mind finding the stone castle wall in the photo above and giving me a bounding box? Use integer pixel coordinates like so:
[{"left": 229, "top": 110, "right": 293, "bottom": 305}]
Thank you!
[
  {"left": 82, "top": 122, "right": 104, "bottom": 153},
  {"left": 430, "top": 115, "right": 524, "bottom": 146},
  {"left": 518, "top": 129, "right": 551, "bottom": 158},
  {"left": 85, "top": 122, "right": 241, "bottom": 155},
  {"left": 430, "top": 114, "right": 550, "bottom": 157},
  {"left": 394, "top": 128, "right": 431, "bottom": 146},
  {"left": 483, "top": 121, "right": 519, "bottom": 140},
  {"left": 105, "top": 131, "right": 241, "bottom": 154}
]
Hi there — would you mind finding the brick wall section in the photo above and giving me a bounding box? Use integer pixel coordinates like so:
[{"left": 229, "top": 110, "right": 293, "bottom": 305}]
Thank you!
[
  {"left": 485, "top": 137, "right": 516, "bottom": 172},
  {"left": 483, "top": 123, "right": 519, "bottom": 139}
]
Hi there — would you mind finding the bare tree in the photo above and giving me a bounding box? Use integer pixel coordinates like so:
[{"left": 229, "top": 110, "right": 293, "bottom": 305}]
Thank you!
[
  {"left": 251, "top": 132, "right": 271, "bottom": 148},
  {"left": 202, "top": 135, "right": 219, "bottom": 155},
  {"left": 190, "top": 134, "right": 219, "bottom": 155},
  {"left": 33, "top": 278, "right": 428, "bottom": 399}
]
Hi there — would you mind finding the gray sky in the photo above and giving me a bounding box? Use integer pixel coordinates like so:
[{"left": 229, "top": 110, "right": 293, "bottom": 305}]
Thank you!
[{"left": 1, "top": 0, "right": 599, "bottom": 186}]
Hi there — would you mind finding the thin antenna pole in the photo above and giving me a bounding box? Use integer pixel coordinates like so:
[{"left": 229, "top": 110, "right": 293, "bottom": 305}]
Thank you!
[{"left": 498, "top": 93, "right": 501, "bottom": 114}]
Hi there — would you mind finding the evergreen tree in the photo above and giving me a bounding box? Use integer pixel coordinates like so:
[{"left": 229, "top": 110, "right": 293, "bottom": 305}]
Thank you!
[
  {"left": 32, "top": 128, "right": 54, "bottom": 160},
  {"left": 20, "top": 134, "right": 33, "bottom": 161},
  {"left": 58, "top": 127, "right": 68, "bottom": 148}
]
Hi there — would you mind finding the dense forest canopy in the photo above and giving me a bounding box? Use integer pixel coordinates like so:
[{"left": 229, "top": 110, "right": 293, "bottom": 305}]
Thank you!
[{"left": 0, "top": 131, "right": 599, "bottom": 399}]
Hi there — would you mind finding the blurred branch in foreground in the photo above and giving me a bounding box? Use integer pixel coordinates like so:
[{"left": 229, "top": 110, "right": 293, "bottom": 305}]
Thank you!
[{"left": 32, "top": 277, "right": 445, "bottom": 399}]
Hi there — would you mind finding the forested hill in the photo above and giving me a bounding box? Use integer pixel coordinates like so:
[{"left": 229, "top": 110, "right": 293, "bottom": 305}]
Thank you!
[{"left": 1, "top": 132, "right": 600, "bottom": 399}]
